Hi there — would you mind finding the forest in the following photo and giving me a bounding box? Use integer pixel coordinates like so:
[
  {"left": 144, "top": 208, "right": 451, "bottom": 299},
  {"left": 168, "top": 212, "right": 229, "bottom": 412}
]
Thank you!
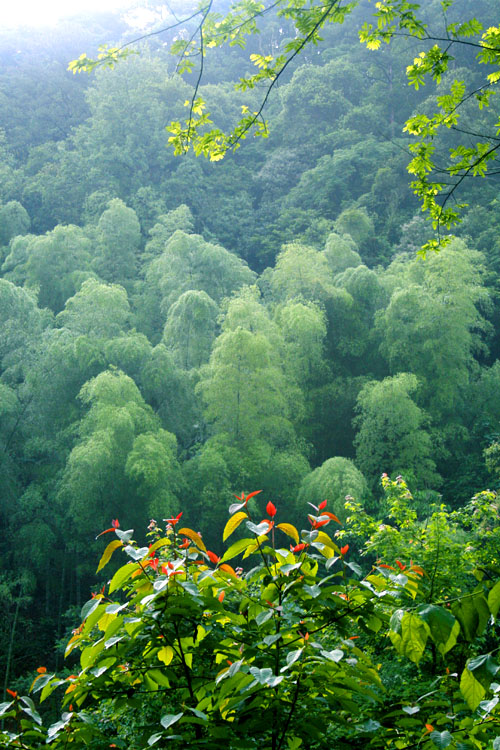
[{"left": 1, "top": 0, "right": 500, "bottom": 747}]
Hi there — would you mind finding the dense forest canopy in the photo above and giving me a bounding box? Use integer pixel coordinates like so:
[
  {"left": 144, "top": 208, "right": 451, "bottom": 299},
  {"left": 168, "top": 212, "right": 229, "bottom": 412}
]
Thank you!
[{"left": 1, "top": 0, "right": 500, "bottom": 747}]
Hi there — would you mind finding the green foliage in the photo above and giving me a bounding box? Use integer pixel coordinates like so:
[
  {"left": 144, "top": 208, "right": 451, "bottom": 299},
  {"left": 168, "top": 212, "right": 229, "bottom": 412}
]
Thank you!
[
  {"left": 163, "top": 290, "right": 219, "bottom": 371},
  {"left": 354, "top": 373, "right": 439, "bottom": 489},
  {"left": 24, "top": 224, "right": 92, "bottom": 312},
  {"left": 93, "top": 198, "right": 141, "bottom": 287},
  {"left": 58, "top": 369, "right": 181, "bottom": 543},
  {"left": 378, "top": 240, "right": 491, "bottom": 417},
  {"left": 0, "top": 201, "right": 30, "bottom": 247},
  {"left": 69, "top": 0, "right": 500, "bottom": 244},
  {"left": 56, "top": 278, "right": 131, "bottom": 338},
  {"left": 2, "top": 481, "right": 500, "bottom": 748},
  {"left": 298, "top": 456, "right": 368, "bottom": 521}
]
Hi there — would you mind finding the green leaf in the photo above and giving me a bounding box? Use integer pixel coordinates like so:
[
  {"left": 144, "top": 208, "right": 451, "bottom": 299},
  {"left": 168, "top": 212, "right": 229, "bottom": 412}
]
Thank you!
[
  {"left": 0, "top": 701, "right": 13, "bottom": 716},
  {"left": 246, "top": 520, "right": 271, "bottom": 535},
  {"left": 220, "top": 538, "right": 255, "bottom": 564},
  {"left": 488, "top": 581, "right": 500, "bottom": 617},
  {"left": 148, "top": 734, "right": 163, "bottom": 746},
  {"left": 320, "top": 649, "right": 344, "bottom": 663},
  {"left": 430, "top": 730, "right": 453, "bottom": 748},
  {"left": 400, "top": 612, "right": 430, "bottom": 664},
  {"left": 31, "top": 673, "right": 55, "bottom": 695},
  {"left": 402, "top": 706, "right": 420, "bottom": 715},
  {"left": 460, "top": 667, "right": 486, "bottom": 710},
  {"left": 115, "top": 528, "right": 134, "bottom": 543},
  {"left": 20, "top": 696, "right": 42, "bottom": 725},
  {"left": 357, "top": 720, "right": 381, "bottom": 733},
  {"left": 81, "top": 597, "right": 101, "bottom": 621},
  {"left": 223, "top": 511, "right": 248, "bottom": 541},
  {"left": 158, "top": 646, "right": 175, "bottom": 665},
  {"left": 256, "top": 609, "right": 273, "bottom": 626},
  {"left": 284, "top": 648, "right": 303, "bottom": 669},
  {"left": 249, "top": 666, "right": 273, "bottom": 684},
  {"left": 97, "top": 539, "right": 123, "bottom": 572},
  {"left": 452, "top": 594, "right": 489, "bottom": 641},
  {"left": 124, "top": 545, "right": 149, "bottom": 561},
  {"left": 108, "top": 563, "right": 138, "bottom": 594},
  {"left": 160, "top": 712, "right": 184, "bottom": 730},
  {"left": 417, "top": 604, "right": 459, "bottom": 654}
]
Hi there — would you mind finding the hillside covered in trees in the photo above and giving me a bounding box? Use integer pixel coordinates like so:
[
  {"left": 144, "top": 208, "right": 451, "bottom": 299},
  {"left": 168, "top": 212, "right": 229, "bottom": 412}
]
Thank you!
[{"left": 1, "top": 1, "right": 500, "bottom": 742}]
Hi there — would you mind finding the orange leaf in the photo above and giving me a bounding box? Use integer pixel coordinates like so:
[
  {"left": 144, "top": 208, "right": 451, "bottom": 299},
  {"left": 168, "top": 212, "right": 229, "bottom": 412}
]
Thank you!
[
  {"left": 410, "top": 564, "right": 425, "bottom": 576},
  {"left": 218, "top": 563, "right": 239, "bottom": 579},
  {"left": 95, "top": 527, "right": 116, "bottom": 539},
  {"left": 177, "top": 527, "right": 206, "bottom": 552}
]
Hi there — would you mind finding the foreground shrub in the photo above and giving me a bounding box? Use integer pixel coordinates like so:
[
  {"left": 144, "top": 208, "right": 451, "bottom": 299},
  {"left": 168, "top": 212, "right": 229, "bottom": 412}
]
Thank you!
[{"left": 2, "top": 480, "right": 500, "bottom": 749}]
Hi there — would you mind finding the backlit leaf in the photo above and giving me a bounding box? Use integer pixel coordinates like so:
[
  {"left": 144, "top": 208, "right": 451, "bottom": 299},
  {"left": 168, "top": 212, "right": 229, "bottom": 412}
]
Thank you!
[
  {"left": 97, "top": 539, "right": 123, "bottom": 572},
  {"left": 276, "top": 523, "right": 300, "bottom": 544},
  {"left": 460, "top": 667, "right": 486, "bottom": 710},
  {"left": 177, "top": 528, "right": 207, "bottom": 552},
  {"left": 488, "top": 580, "right": 500, "bottom": 617},
  {"left": 158, "top": 646, "right": 174, "bottom": 666},
  {"left": 223, "top": 511, "right": 248, "bottom": 541},
  {"left": 220, "top": 538, "right": 256, "bottom": 564}
]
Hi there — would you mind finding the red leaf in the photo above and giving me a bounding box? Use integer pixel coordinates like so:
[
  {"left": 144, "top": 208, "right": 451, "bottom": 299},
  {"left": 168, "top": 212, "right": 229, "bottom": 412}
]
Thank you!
[
  {"left": 291, "top": 543, "right": 307, "bottom": 553},
  {"left": 266, "top": 501, "right": 277, "bottom": 517},
  {"left": 321, "top": 511, "right": 342, "bottom": 525},
  {"left": 95, "top": 527, "right": 115, "bottom": 538},
  {"left": 179, "top": 538, "right": 190, "bottom": 549},
  {"left": 318, "top": 500, "right": 327, "bottom": 511},
  {"left": 340, "top": 545, "right": 349, "bottom": 555},
  {"left": 37, "top": 666, "right": 47, "bottom": 674},
  {"left": 6, "top": 689, "right": 17, "bottom": 698},
  {"left": 165, "top": 511, "right": 183, "bottom": 526},
  {"left": 111, "top": 518, "right": 120, "bottom": 528},
  {"left": 396, "top": 560, "right": 406, "bottom": 571},
  {"left": 233, "top": 490, "right": 263, "bottom": 504},
  {"left": 314, "top": 518, "right": 330, "bottom": 529},
  {"left": 207, "top": 550, "right": 220, "bottom": 565},
  {"left": 218, "top": 590, "right": 225, "bottom": 603},
  {"left": 245, "top": 490, "right": 263, "bottom": 503},
  {"left": 378, "top": 564, "right": 395, "bottom": 570}
]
